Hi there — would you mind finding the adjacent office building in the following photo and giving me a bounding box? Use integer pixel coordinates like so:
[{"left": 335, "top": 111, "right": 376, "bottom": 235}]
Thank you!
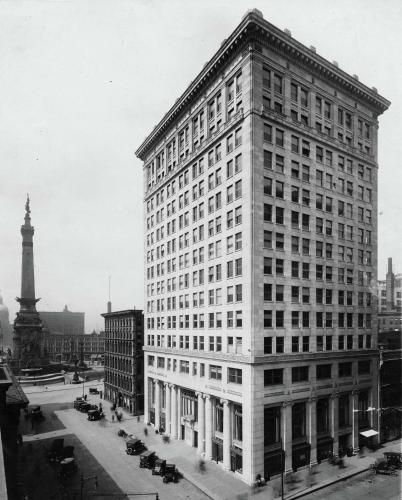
[
  {"left": 39, "top": 305, "right": 85, "bottom": 336},
  {"left": 135, "top": 10, "right": 390, "bottom": 483},
  {"left": 102, "top": 309, "right": 144, "bottom": 415},
  {"left": 43, "top": 331, "right": 105, "bottom": 364}
]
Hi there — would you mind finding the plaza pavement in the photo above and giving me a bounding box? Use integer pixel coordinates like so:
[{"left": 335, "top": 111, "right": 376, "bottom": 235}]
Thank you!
[{"left": 22, "top": 385, "right": 402, "bottom": 500}]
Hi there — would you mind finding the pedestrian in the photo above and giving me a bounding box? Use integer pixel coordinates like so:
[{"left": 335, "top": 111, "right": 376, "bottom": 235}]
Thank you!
[
  {"left": 112, "top": 414, "right": 115, "bottom": 422},
  {"left": 84, "top": 394, "right": 87, "bottom": 401},
  {"left": 45, "top": 386, "right": 48, "bottom": 391}
]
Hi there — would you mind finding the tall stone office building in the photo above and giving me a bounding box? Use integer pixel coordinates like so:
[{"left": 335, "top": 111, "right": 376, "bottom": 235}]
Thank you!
[{"left": 136, "top": 10, "right": 389, "bottom": 484}]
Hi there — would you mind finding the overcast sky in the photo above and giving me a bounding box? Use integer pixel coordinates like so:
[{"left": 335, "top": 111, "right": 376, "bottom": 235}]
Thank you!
[{"left": 1, "top": 0, "right": 401, "bottom": 333}]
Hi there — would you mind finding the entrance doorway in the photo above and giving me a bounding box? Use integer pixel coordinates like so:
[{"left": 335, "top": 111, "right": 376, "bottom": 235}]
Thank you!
[
  {"left": 193, "top": 431, "right": 198, "bottom": 448},
  {"left": 212, "top": 441, "right": 223, "bottom": 462}
]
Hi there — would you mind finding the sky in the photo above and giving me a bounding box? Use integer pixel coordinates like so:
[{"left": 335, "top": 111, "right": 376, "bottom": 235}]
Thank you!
[{"left": 0, "top": 0, "right": 401, "bottom": 333}]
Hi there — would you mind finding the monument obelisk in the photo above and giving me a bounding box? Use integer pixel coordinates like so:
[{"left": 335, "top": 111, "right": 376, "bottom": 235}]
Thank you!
[{"left": 13, "top": 196, "right": 47, "bottom": 369}]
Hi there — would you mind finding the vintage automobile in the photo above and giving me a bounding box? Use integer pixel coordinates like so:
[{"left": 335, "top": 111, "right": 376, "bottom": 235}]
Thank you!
[
  {"left": 139, "top": 450, "right": 156, "bottom": 468},
  {"left": 151, "top": 458, "right": 166, "bottom": 476},
  {"left": 48, "top": 438, "right": 65, "bottom": 462},
  {"left": 89, "top": 387, "right": 99, "bottom": 395},
  {"left": 80, "top": 403, "right": 98, "bottom": 413},
  {"left": 87, "top": 409, "right": 104, "bottom": 421},
  {"left": 163, "top": 464, "right": 179, "bottom": 483},
  {"left": 50, "top": 445, "right": 75, "bottom": 464},
  {"left": 74, "top": 400, "right": 87, "bottom": 411},
  {"left": 383, "top": 452, "right": 402, "bottom": 469},
  {"left": 57, "top": 457, "right": 77, "bottom": 478},
  {"left": 126, "top": 438, "right": 145, "bottom": 456},
  {"left": 73, "top": 398, "right": 85, "bottom": 409},
  {"left": 372, "top": 460, "right": 397, "bottom": 475},
  {"left": 26, "top": 405, "right": 44, "bottom": 421}
]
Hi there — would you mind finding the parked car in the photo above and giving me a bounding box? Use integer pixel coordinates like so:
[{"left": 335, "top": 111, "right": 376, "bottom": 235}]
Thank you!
[
  {"left": 57, "top": 457, "right": 77, "bottom": 478},
  {"left": 28, "top": 405, "right": 44, "bottom": 420},
  {"left": 163, "top": 464, "right": 179, "bottom": 483},
  {"left": 48, "top": 438, "right": 64, "bottom": 462},
  {"left": 87, "top": 409, "right": 104, "bottom": 421},
  {"left": 79, "top": 403, "right": 97, "bottom": 413},
  {"left": 73, "top": 398, "right": 85, "bottom": 409},
  {"left": 152, "top": 458, "right": 166, "bottom": 476},
  {"left": 89, "top": 387, "right": 99, "bottom": 394},
  {"left": 126, "top": 439, "right": 145, "bottom": 455},
  {"left": 372, "top": 460, "right": 397, "bottom": 475},
  {"left": 384, "top": 452, "right": 402, "bottom": 470},
  {"left": 139, "top": 450, "right": 156, "bottom": 468},
  {"left": 52, "top": 445, "right": 75, "bottom": 464}
]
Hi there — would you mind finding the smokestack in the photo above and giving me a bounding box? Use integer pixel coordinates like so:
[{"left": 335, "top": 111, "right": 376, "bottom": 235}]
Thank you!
[{"left": 386, "top": 257, "right": 395, "bottom": 311}]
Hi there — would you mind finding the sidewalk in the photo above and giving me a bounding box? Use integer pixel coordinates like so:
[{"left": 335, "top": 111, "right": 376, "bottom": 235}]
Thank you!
[{"left": 108, "top": 403, "right": 401, "bottom": 500}]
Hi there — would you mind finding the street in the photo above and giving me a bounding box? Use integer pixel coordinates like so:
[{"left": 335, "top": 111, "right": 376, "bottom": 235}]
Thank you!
[
  {"left": 24, "top": 383, "right": 209, "bottom": 500},
  {"left": 307, "top": 469, "right": 401, "bottom": 500}
]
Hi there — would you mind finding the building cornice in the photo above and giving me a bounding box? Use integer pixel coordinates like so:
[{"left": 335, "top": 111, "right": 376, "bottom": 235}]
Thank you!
[
  {"left": 101, "top": 309, "right": 143, "bottom": 318},
  {"left": 135, "top": 10, "right": 390, "bottom": 160}
]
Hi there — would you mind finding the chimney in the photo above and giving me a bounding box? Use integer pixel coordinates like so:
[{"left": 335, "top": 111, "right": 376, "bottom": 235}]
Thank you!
[{"left": 386, "top": 257, "right": 395, "bottom": 311}]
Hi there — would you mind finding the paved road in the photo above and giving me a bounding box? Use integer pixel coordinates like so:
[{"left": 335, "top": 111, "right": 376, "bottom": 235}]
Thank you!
[
  {"left": 307, "top": 469, "right": 401, "bottom": 500},
  {"left": 55, "top": 408, "right": 209, "bottom": 500},
  {"left": 25, "top": 385, "right": 208, "bottom": 499}
]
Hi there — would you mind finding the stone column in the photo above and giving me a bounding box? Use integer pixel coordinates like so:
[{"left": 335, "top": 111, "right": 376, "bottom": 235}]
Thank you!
[
  {"left": 155, "top": 380, "right": 160, "bottom": 430},
  {"left": 282, "top": 401, "right": 292, "bottom": 473},
  {"left": 144, "top": 376, "right": 149, "bottom": 423},
  {"left": 197, "top": 392, "right": 205, "bottom": 455},
  {"left": 351, "top": 391, "right": 359, "bottom": 452},
  {"left": 165, "top": 383, "right": 171, "bottom": 435},
  {"left": 330, "top": 394, "right": 339, "bottom": 456},
  {"left": 171, "top": 385, "right": 177, "bottom": 439},
  {"left": 369, "top": 385, "right": 380, "bottom": 447},
  {"left": 205, "top": 395, "right": 213, "bottom": 460},
  {"left": 307, "top": 398, "right": 317, "bottom": 465},
  {"left": 177, "top": 387, "right": 182, "bottom": 439},
  {"left": 283, "top": 73, "right": 291, "bottom": 117},
  {"left": 222, "top": 399, "right": 231, "bottom": 470}
]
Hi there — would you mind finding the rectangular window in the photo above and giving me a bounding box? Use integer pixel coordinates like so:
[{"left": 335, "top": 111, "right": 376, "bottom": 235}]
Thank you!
[
  {"left": 264, "top": 369, "right": 283, "bottom": 385},
  {"left": 292, "top": 366, "right": 309, "bottom": 382},
  {"left": 209, "top": 365, "right": 222, "bottom": 380},
  {"left": 316, "top": 364, "right": 331, "bottom": 379},
  {"left": 228, "top": 367, "right": 242, "bottom": 384}
]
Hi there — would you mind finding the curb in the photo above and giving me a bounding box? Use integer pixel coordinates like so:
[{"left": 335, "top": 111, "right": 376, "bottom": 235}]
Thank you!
[
  {"left": 180, "top": 472, "right": 218, "bottom": 500},
  {"left": 284, "top": 466, "right": 371, "bottom": 500}
]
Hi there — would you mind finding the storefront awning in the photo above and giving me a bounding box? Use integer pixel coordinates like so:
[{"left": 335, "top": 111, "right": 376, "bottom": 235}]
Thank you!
[{"left": 360, "top": 429, "right": 379, "bottom": 437}]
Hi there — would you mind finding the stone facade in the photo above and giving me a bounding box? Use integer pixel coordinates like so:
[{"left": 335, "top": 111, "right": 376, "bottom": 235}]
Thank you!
[
  {"left": 135, "top": 10, "right": 389, "bottom": 484},
  {"left": 102, "top": 310, "right": 144, "bottom": 415},
  {"left": 13, "top": 197, "right": 48, "bottom": 370}
]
